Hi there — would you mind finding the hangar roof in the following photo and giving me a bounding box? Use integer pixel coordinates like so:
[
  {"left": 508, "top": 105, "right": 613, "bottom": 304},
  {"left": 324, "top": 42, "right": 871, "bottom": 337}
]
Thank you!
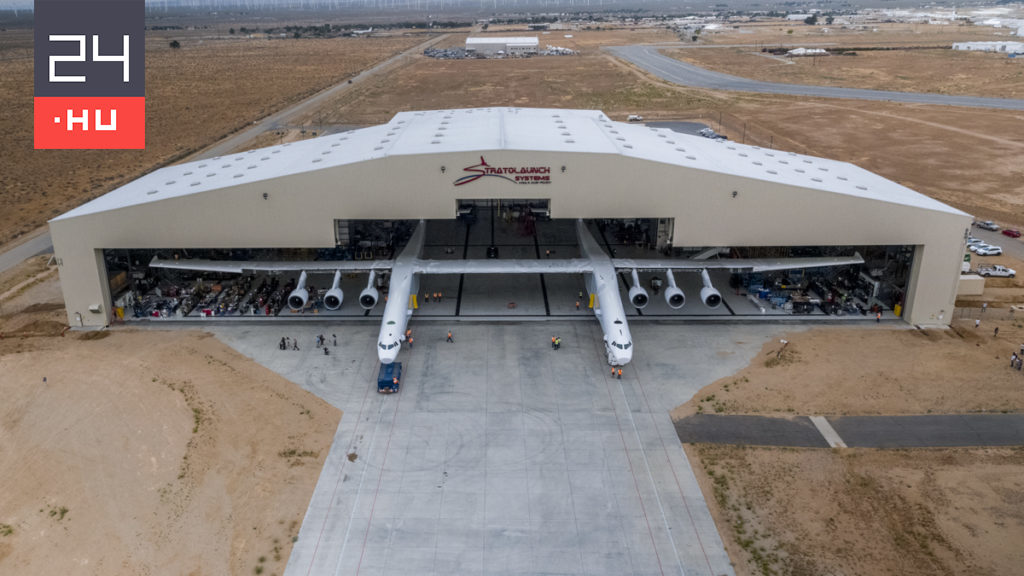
[{"left": 53, "top": 107, "right": 966, "bottom": 221}]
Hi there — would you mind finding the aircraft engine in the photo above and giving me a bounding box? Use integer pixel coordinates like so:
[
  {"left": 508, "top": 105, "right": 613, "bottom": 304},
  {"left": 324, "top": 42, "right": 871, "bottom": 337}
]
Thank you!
[
  {"left": 323, "top": 270, "right": 344, "bottom": 310},
  {"left": 628, "top": 269, "right": 649, "bottom": 309},
  {"left": 287, "top": 271, "right": 309, "bottom": 311},
  {"left": 359, "top": 271, "right": 379, "bottom": 310},
  {"left": 700, "top": 269, "right": 723, "bottom": 309},
  {"left": 664, "top": 269, "right": 686, "bottom": 309}
]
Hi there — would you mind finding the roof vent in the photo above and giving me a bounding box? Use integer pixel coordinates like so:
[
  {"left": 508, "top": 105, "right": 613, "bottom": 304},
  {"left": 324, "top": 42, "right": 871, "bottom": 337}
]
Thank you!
[
  {"left": 331, "top": 143, "right": 340, "bottom": 147},
  {"left": 727, "top": 146, "right": 736, "bottom": 150},
  {"left": 624, "top": 144, "right": 633, "bottom": 149},
  {"left": 803, "top": 159, "right": 812, "bottom": 164},
  {"left": 666, "top": 140, "right": 675, "bottom": 144},
  {"left": 686, "top": 155, "right": 697, "bottom": 160},
  {"left": 434, "top": 134, "right": 444, "bottom": 138},
  {"left": 272, "top": 150, "right": 280, "bottom": 154},
  {"left": 312, "top": 158, "right": 322, "bottom": 163},
  {"left": 675, "top": 147, "right": 686, "bottom": 152},
  {"left": 658, "top": 134, "right": 666, "bottom": 138},
  {"left": 260, "top": 157, "right": 270, "bottom": 161},
  {"left": 198, "top": 164, "right": 207, "bottom": 168},
  {"left": 795, "top": 168, "right": 805, "bottom": 173},
  {"left": 739, "top": 153, "right": 748, "bottom": 157},
  {"left": 190, "top": 182, "right": 200, "bottom": 187},
  {"left": 779, "top": 160, "right": 789, "bottom": 165},
  {"left": 753, "top": 161, "right": 762, "bottom": 166},
  {"left": 616, "top": 137, "right": 625, "bottom": 141},
  {"left": 561, "top": 132, "right": 571, "bottom": 136},
  {"left": 380, "top": 139, "right": 389, "bottom": 143},
  {"left": 811, "top": 177, "right": 823, "bottom": 182},
  {"left": 206, "top": 173, "right": 216, "bottom": 177},
  {"left": 767, "top": 170, "right": 778, "bottom": 175},
  {"left": 431, "top": 140, "right": 440, "bottom": 144},
  {"left": 184, "top": 171, "right": 193, "bottom": 176},
  {"left": 234, "top": 156, "right": 244, "bottom": 161},
  {"left": 221, "top": 164, "right": 231, "bottom": 168},
  {"left": 165, "top": 180, "right": 176, "bottom": 185},
  {"left": 146, "top": 190, "right": 158, "bottom": 195},
  {"left": 819, "top": 167, "right": 829, "bottom": 172},
  {"left": 233, "top": 174, "right": 243, "bottom": 178},
  {"left": 247, "top": 165, "right": 256, "bottom": 169},
  {"left": 321, "top": 151, "right": 331, "bottom": 155},
  {"left": 565, "top": 139, "right": 575, "bottom": 143},
  {"left": 856, "top": 185, "right": 868, "bottom": 191},
  {"left": 837, "top": 176, "right": 848, "bottom": 181},
  {"left": 374, "top": 146, "right": 383, "bottom": 150},
  {"left": 765, "top": 152, "right": 774, "bottom": 157}
]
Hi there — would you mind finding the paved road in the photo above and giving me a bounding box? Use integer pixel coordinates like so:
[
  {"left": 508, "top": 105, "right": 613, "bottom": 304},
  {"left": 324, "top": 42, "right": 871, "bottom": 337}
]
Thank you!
[
  {"left": 0, "top": 231, "right": 53, "bottom": 275},
  {"left": 675, "top": 413, "right": 1024, "bottom": 448},
  {"left": 0, "top": 35, "right": 448, "bottom": 275},
  {"left": 608, "top": 45, "right": 1024, "bottom": 111}
]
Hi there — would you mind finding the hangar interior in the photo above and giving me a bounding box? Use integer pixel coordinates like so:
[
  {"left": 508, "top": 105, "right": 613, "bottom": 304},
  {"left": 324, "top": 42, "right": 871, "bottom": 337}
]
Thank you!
[{"left": 104, "top": 208, "right": 912, "bottom": 322}]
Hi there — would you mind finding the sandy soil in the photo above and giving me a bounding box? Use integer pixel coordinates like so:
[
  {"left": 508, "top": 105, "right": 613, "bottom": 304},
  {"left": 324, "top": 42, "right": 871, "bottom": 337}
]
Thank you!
[
  {"left": 0, "top": 28, "right": 422, "bottom": 247},
  {"left": 0, "top": 264, "right": 341, "bottom": 575},
  {"left": 687, "top": 444, "right": 1024, "bottom": 576},
  {"left": 673, "top": 320, "right": 1024, "bottom": 419}
]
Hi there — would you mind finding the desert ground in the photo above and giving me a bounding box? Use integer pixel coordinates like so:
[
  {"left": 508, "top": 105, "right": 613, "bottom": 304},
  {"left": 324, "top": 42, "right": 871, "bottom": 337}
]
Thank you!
[
  {"left": 0, "top": 27, "right": 424, "bottom": 248},
  {"left": 3, "top": 16, "right": 1024, "bottom": 576},
  {"left": 0, "top": 255, "right": 341, "bottom": 575}
]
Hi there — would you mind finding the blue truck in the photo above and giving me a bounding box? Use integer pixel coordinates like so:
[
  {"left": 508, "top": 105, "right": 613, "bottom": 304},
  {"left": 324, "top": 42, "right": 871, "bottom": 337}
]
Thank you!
[{"left": 377, "top": 362, "right": 402, "bottom": 394}]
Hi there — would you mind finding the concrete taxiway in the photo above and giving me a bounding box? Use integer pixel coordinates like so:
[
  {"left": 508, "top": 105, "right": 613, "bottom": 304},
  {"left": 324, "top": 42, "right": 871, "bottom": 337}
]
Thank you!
[
  {"left": 211, "top": 321, "right": 790, "bottom": 575},
  {"left": 609, "top": 45, "right": 1024, "bottom": 111}
]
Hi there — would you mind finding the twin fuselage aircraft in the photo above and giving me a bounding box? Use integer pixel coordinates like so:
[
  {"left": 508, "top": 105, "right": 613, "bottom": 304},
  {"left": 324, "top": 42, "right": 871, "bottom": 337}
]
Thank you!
[{"left": 150, "top": 220, "right": 862, "bottom": 366}]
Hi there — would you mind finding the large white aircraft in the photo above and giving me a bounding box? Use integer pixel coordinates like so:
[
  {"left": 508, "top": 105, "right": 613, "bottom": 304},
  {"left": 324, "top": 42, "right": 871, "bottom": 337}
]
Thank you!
[{"left": 150, "top": 220, "right": 862, "bottom": 366}]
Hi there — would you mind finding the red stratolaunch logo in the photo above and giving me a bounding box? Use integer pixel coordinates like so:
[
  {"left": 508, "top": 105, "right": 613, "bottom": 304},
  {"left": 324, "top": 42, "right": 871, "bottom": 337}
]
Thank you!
[{"left": 454, "top": 156, "right": 551, "bottom": 186}]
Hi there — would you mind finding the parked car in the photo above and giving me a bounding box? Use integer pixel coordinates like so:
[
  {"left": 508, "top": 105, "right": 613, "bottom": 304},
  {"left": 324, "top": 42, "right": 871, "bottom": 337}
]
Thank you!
[
  {"left": 969, "top": 243, "right": 991, "bottom": 252},
  {"left": 1003, "top": 229, "right": 1021, "bottom": 238},
  {"left": 974, "top": 220, "right": 1000, "bottom": 231},
  {"left": 967, "top": 237, "right": 985, "bottom": 246},
  {"left": 976, "top": 246, "right": 1004, "bottom": 256},
  {"left": 977, "top": 265, "right": 1016, "bottom": 277}
]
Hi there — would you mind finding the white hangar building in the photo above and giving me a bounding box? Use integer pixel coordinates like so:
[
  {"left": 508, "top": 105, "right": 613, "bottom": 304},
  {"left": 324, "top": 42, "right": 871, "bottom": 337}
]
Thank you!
[
  {"left": 465, "top": 36, "right": 539, "bottom": 56},
  {"left": 50, "top": 107, "right": 971, "bottom": 329}
]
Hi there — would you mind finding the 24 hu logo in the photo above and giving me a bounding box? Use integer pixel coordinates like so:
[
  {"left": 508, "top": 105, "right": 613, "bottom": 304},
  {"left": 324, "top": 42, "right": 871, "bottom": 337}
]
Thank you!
[{"left": 33, "top": 0, "right": 145, "bottom": 149}]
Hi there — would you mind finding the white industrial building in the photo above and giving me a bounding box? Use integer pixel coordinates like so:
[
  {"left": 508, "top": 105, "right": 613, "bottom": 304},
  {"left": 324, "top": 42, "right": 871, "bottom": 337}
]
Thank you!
[
  {"left": 465, "top": 36, "right": 539, "bottom": 56},
  {"left": 953, "top": 41, "right": 1024, "bottom": 54},
  {"left": 50, "top": 107, "right": 971, "bottom": 329}
]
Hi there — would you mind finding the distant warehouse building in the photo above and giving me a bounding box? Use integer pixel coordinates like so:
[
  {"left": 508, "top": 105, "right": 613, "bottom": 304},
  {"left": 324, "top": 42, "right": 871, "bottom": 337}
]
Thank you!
[
  {"left": 952, "top": 41, "right": 1024, "bottom": 54},
  {"left": 465, "top": 36, "right": 538, "bottom": 57}
]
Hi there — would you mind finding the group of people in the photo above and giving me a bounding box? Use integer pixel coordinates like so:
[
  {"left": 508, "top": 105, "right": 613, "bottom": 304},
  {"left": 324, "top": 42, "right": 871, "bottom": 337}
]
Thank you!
[
  {"left": 551, "top": 335, "right": 563, "bottom": 350},
  {"left": 278, "top": 334, "right": 337, "bottom": 352},
  {"left": 423, "top": 292, "right": 445, "bottom": 303},
  {"left": 1010, "top": 344, "right": 1024, "bottom": 371}
]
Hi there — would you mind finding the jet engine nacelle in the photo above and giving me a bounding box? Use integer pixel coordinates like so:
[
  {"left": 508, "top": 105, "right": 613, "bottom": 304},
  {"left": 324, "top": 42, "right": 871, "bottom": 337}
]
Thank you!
[
  {"left": 665, "top": 287, "right": 686, "bottom": 309},
  {"left": 359, "top": 287, "right": 379, "bottom": 310},
  {"left": 287, "top": 271, "right": 309, "bottom": 311},
  {"left": 628, "top": 269, "right": 649, "bottom": 309},
  {"left": 359, "top": 271, "right": 379, "bottom": 310},
  {"left": 700, "top": 269, "right": 722, "bottom": 309},
  {"left": 701, "top": 286, "right": 722, "bottom": 308},
  {"left": 323, "top": 270, "right": 344, "bottom": 310},
  {"left": 664, "top": 269, "right": 685, "bottom": 309}
]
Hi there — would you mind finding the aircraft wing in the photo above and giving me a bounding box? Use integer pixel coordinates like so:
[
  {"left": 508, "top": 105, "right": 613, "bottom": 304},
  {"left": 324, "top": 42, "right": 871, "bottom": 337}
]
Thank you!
[
  {"left": 613, "top": 253, "right": 864, "bottom": 273},
  {"left": 413, "top": 259, "right": 595, "bottom": 275},
  {"left": 149, "top": 256, "right": 393, "bottom": 274}
]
